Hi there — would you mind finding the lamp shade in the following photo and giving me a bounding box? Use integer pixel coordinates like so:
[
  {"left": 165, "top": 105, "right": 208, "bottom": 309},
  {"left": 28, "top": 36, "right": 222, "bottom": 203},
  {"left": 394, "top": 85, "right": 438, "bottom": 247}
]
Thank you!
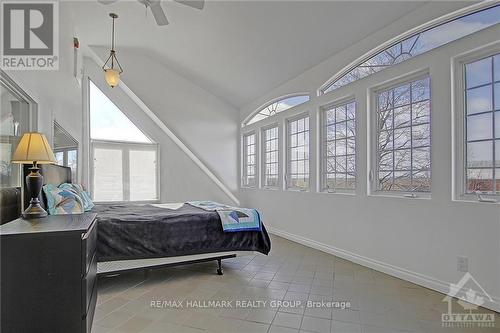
[
  {"left": 11, "top": 132, "right": 57, "bottom": 164},
  {"left": 104, "top": 68, "right": 120, "bottom": 88}
]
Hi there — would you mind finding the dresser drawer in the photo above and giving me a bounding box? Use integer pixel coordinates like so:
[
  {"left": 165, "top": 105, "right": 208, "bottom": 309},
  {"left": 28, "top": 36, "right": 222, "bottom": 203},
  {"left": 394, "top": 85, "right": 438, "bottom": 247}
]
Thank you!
[
  {"left": 82, "top": 252, "right": 97, "bottom": 315},
  {"left": 82, "top": 219, "right": 97, "bottom": 275}
]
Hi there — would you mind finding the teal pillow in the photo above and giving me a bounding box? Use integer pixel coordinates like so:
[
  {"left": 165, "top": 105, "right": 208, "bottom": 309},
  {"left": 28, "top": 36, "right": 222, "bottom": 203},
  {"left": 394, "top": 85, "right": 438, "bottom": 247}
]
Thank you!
[
  {"left": 59, "top": 183, "right": 94, "bottom": 211},
  {"left": 42, "top": 184, "right": 84, "bottom": 215}
]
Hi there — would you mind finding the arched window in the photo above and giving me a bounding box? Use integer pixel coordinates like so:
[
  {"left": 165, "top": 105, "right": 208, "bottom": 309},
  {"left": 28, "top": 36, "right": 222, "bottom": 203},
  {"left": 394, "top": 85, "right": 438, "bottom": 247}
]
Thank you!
[
  {"left": 244, "top": 94, "right": 310, "bottom": 126},
  {"left": 320, "top": 4, "right": 500, "bottom": 95}
]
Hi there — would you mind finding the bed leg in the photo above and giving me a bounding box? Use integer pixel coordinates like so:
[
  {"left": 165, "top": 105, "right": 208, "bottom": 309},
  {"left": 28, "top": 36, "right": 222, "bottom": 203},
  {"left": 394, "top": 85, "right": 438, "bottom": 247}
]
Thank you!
[{"left": 216, "top": 259, "right": 223, "bottom": 276}]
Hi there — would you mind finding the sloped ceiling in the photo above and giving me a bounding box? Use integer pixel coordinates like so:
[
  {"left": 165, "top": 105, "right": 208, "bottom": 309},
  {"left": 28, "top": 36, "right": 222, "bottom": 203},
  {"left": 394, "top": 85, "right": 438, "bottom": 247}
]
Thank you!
[{"left": 68, "top": 1, "right": 471, "bottom": 108}]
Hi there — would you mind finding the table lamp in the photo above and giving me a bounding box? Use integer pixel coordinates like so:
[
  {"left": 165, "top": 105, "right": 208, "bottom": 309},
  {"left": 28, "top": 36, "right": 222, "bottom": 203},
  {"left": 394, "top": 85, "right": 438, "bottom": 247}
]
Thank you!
[{"left": 11, "top": 133, "right": 57, "bottom": 219}]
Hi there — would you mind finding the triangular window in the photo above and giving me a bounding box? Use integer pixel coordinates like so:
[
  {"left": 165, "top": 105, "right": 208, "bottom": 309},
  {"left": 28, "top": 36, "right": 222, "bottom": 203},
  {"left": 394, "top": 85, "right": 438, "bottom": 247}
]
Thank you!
[{"left": 89, "top": 80, "right": 151, "bottom": 143}]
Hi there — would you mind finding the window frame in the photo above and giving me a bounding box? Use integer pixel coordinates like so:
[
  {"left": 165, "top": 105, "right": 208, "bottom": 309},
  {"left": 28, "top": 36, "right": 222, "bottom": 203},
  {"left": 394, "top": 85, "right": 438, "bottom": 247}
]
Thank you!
[
  {"left": 242, "top": 93, "right": 310, "bottom": 127},
  {"left": 261, "top": 123, "right": 281, "bottom": 190},
  {"left": 285, "top": 112, "right": 311, "bottom": 191},
  {"left": 369, "top": 69, "right": 432, "bottom": 198},
  {"left": 241, "top": 131, "right": 257, "bottom": 188},
  {"left": 320, "top": 98, "right": 357, "bottom": 194},
  {"left": 452, "top": 43, "right": 500, "bottom": 203},
  {"left": 54, "top": 149, "right": 78, "bottom": 181},
  {"left": 53, "top": 120, "right": 79, "bottom": 182},
  {"left": 319, "top": 2, "right": 500, "bottom": 95},
  {"left": 90, "top": 139, "right": 160, "bottom": 203}
]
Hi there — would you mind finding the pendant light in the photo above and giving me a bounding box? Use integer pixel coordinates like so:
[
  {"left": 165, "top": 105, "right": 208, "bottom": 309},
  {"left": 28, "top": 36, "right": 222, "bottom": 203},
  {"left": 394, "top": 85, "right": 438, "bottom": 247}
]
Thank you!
[{"left": 102, "top": 13, "right": 123, "bottom": 88}]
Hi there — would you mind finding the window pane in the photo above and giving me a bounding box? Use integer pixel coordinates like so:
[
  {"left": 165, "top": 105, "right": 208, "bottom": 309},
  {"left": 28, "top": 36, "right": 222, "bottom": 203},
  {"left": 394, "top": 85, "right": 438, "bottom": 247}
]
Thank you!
[
  {"left": 467, "top": 113, "right": 493, "bottom": 141},
  {"left": 496, "top": 169, "right": 500, "bottom": 194},
  {"left": 412, "top": 78, "right": 430, "bottom": 102},
  {"left": 413, "top": 148, "right": 430, "bottom": 171},
  {"left": 55, "top": 152, "right": 64, "bottom": 165},
  {"left": 394, "top": 128, "right": 411, "bottom": 149},
  {"left": 495, "top": 83, "right": 500, "bottom": 110},
  {"left": 394, "top": 171, "right": 412, "bottom": 191},
  {"left": 496, "top": 140, "right": 500, "bottom": 167},
  {"left": 393, "top": 84, "right": 411, "bottom": 106},
  {"left": 288, "top": 116, "right": 309, "bottom": 189},
  {"left": 67, "top": 150, "right": 77, "bottom": 182},
  {"left": 394, "top": 106, "right": 411, "bottom": 128},
  {"left": 379, "top": 172, "right": 393, "bottom": 190},
  {"left": 322, "top": 5, "right": 500, "bottom": 94},
  {"left": 412, "top": 124, "right": 430, "bottom": 147},
  {"left": 495, "top": 55, "right": 500, "bottom": 82},
  {"left": 322, "top": 102, "right": 356, "bottom": 191},
  {"left": 246, "top": 95, "right": 310, "bottom": 125},
  {"left": 376, "top": 77, "right": 431, "bottom": 192},
  {"left": 467, "top": 141, "right": 493, "bottom": 168},
  {"left": 93, "top": 148, "right": 123, "bottom": 201},
  {"left": 130, "top": 149, "right": 157, "bottom": 201},
  {"left": 412, "top": 171, "right": 431, "bottom": 192},
  {"left": 412, "top": 101, "right": 430, "bottom": 125},
  {"left": 242, "top": 133, "right": 256, "bottom": 187},
  {"left": 263, "top": 126, "right": 279, "bottom": 187},
  {"left": 464, "top": 53, "right": 499, "bottom": 195},
  {"left": 90, "top": 81, "right": 151, "bottom": 143},
  {"left": 394, "top": 149, "right": 411, "bottom": 170},
  {"left": 379, "top": 151, "right": 393, "bottom": 171},
  {"left": 378, "top": 131, "right": 393, "bottom": 151},
  {"left": 346, "top": 102, "right": 356, "bottom": 120},
  {"left": 466, "top": 169, "right": 493, "bottom": 192},
  {"left": 495, "top": 112, "right": 500, "bottom": 138},
  {"left": 466, "top": 57, "right": 492, "bottom": 88},
  {"left": 466, "top": 85, "right": 492, "bottom": 114}
]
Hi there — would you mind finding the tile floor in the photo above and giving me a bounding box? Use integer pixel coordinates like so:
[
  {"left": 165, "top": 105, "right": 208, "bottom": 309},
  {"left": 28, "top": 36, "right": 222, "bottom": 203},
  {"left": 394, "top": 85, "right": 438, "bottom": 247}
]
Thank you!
[{"left": 93, "top": 235, "right": 499, "bottom": 333}]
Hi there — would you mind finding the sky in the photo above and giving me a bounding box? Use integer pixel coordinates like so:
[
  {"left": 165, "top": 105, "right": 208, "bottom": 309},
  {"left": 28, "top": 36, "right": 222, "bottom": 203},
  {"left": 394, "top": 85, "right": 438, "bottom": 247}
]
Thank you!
[{"left": 89, "top": 81, "right": 151, "bottom": 143}]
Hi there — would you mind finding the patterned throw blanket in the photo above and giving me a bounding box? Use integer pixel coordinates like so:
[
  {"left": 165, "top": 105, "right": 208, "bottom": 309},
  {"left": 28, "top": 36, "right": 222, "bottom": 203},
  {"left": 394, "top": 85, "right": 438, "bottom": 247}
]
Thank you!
[{"left": 187, "top": 201, "right": 262, "bottom": 232}]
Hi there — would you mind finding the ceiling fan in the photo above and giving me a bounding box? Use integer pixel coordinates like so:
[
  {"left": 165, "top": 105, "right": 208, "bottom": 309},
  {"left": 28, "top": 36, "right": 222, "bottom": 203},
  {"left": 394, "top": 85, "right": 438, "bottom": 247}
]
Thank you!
[{"left": 97, "top": 0, "right": 205, "bottom": 26}]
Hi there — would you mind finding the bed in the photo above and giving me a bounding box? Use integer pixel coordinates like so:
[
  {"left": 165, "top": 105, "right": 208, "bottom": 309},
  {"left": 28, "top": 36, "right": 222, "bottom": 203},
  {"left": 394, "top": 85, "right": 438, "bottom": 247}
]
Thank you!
[{"left": 24, "top": 164, "right": 271, "bottom": 275}]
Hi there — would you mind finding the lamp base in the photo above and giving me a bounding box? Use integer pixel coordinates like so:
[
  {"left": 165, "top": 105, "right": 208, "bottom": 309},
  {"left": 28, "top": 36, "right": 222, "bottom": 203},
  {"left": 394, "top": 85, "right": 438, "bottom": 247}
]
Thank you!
[
  {"left": 22, "top": 164, "right": 48, "bottom": 220},
  {"left": 22, "top": 203, "right": 48, "bottom": 219}
]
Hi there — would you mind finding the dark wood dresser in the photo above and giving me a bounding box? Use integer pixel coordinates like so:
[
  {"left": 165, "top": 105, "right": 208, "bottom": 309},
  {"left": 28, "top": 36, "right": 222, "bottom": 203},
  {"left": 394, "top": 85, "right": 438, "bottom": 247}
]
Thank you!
[{"left": 0, "top": 213, "right": 98, "bottom": 333}]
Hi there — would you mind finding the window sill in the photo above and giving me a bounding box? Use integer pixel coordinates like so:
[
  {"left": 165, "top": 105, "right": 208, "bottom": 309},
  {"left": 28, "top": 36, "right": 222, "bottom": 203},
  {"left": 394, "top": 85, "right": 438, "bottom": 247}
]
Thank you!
[
  {"left": 285, "top": 188, "right": 310, "bottom": 193},
  {"left": 318, "top": 190, "right": 356, "bottom": 196},
  {"left": 240, "top": 186, "right": 257, "bottom": 190},
  {"left": 368, "top": 191, "right": 431, "bottom": 200},
  {"left": 453, "top": 195, "right": 499, "bottom": 204},
  {"left": 261, "top": 186, "right": 280, "bottom": 191}
]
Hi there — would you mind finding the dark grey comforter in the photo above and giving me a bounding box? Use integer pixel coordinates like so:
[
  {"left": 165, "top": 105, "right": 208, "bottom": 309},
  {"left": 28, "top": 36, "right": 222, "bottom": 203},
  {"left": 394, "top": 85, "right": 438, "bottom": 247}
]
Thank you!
[{"left": 92, "top": 203, "right": 271, "bottom": 262}]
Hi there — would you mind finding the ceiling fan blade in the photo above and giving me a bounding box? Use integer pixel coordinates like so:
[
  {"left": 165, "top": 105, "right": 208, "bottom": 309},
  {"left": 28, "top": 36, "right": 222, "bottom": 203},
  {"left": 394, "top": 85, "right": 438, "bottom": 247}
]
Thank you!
[
  {"left": 150, "top": 1, "right": 169, "bottom": 26},
  {"left": 97, "top": 0, "right": 119, "bottom": 5},
  {"left": 174, "top": 0, "right": 204, "bottom": 10}
]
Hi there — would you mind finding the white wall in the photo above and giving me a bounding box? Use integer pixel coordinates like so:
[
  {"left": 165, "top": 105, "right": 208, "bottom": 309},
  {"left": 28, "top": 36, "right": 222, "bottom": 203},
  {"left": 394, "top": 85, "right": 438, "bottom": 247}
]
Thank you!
[
  {"left": 239, "top": 4, "right": 500, "bottom": 311},
  {"left": 90, "top": 46, "right": 239, "bottom": 193},
  {"left": 84, "top": 57, "right": 235, "bottom": 204}
]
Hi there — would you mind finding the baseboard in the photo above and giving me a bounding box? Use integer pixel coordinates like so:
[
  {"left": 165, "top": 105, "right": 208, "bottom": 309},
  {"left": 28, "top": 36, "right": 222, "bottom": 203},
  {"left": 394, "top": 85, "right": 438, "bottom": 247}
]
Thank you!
[{"left": 266, "top": 226, "right": 500, "bottom": 313}]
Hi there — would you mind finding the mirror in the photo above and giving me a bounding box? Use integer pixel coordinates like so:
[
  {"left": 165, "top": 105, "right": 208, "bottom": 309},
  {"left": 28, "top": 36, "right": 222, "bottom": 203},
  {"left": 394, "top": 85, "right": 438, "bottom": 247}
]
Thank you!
[
  {"left": 0, "top": 72, "right": 36, "bottom": 189},
  {"left": 53, "top": 121, "right": 78, "bottom": 182}
]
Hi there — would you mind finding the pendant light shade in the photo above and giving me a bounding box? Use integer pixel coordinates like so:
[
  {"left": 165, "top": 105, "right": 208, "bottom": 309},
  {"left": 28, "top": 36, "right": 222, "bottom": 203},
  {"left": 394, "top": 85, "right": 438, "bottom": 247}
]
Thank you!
[
  {"left": 102, "top": 13, "right": 123, "bottom": 88},
  {"left": 104, "top": 68, "right": 120, "bottom": 88}
]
